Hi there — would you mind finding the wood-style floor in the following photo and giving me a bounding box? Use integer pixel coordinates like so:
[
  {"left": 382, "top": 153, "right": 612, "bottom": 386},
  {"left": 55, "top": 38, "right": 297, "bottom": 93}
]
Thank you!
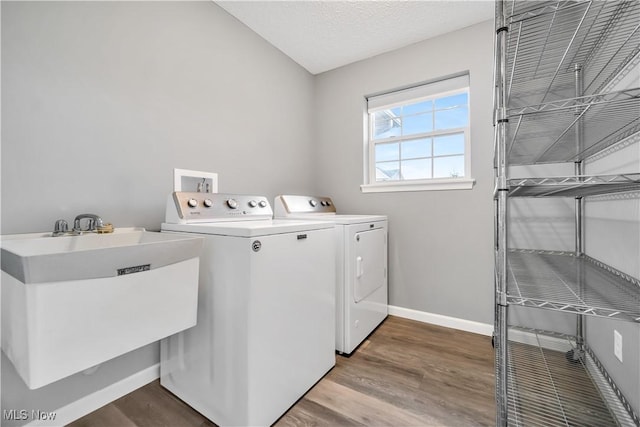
[{"left": 68, "top": 316, "right": 495, "bottom": 427}]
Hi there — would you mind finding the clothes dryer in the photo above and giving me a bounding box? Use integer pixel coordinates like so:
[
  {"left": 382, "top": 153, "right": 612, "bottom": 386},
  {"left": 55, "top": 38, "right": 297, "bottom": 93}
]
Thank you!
[
  {"left": 161, "top": 192, "right": 335, "bottom": 427},
  {"left": 274, "top": 195, "right": 388, "bottom": 355}
]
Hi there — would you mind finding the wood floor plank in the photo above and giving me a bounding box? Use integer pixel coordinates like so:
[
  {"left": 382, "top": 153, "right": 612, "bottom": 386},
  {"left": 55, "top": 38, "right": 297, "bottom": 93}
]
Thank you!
[
  {"left": 273, "top": 398, "right": 364, "bottom": 427},
  {"left": 67, "top": 404, "right": 138, "bottom": 427},
  {"left": 302, "top": 379, "right": 440, "bottom": 426},
  {"left": 329, "top": 354, "right": 472, "bottom": 424},
  {"left": 112, "top": 381, "right": 215, "bottom": 427}
]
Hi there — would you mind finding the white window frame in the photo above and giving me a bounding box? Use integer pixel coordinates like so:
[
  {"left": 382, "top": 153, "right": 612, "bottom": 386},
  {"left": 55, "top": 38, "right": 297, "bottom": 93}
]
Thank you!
[{"left": 361, "top": 74, "right": 475, "bottom": 193}]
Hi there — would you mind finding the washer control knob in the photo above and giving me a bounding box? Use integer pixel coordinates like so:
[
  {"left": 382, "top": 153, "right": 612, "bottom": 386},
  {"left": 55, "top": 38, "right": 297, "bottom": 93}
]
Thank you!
[
  {"left": 248, "top": 200, "right": 258, "bottom": 208},
  {"left": 226, "top": 199, "right": 238, "bottom": 209},
  {"left": 326, "top": 200, "right": 332, "bottom": 206},
  {"left": 187, "top": 198, "right": 198, "bottom": 208},
  {"left": 309, "top": 199, "right": 318, "bottom": 207},
  {"left": 320, "top": 201, "right": 327, "bottom": 206},
  {"left": 203, "top": 199, "right": 213, "bottom": 208},
  {"left": 259, "top": 200, "right": 268, "bottom": 208}
]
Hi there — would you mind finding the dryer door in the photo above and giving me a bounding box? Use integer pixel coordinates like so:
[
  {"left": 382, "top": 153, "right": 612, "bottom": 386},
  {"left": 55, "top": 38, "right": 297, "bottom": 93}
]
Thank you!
[{"left": 353, "top": 228, "right": 386, "bottom": 303}]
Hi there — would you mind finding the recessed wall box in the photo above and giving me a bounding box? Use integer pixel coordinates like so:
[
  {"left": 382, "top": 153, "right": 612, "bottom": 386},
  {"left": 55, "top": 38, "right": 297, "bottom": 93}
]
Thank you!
[{"left": 173, "top": 168, "right": 218, "bottom": 193}]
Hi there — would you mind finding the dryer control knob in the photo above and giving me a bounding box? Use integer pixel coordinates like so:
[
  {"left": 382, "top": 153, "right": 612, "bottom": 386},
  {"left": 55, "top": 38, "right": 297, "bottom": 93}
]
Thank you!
[
  {"left": 187, "top": 198, "right": 198, "bottom": 208},
  {"left": 258, "top": 200, "right": 268, "bottom": 208},
  {"left": 227, "top": 199, "right": 239, "bottom": 209},
  {"left": 309, "top": 199, "right": 318, "bottom": 207},
  {"left": 248, "top": 200, "right": 257, "bottom": 208},
  {"left": 203, "top": 199, "right": 213, "bottom": 208}
]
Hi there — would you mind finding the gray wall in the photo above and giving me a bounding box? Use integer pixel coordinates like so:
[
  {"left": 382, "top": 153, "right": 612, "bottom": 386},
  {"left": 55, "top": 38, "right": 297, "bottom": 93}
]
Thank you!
[
  {"left": 2, "top": 1, "right": 315, "bottom": 422},
  {"left": 1, "top": 1, "right": 316, "bottom": 235},
  {"left": 313, "top": 20, "right": 495, "bottom": 324}
]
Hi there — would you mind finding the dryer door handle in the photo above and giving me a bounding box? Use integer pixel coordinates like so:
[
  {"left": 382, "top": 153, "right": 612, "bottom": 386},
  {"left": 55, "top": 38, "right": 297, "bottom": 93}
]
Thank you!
[{"left": 356, "top": 256, "right": 363, "bottom": 278}]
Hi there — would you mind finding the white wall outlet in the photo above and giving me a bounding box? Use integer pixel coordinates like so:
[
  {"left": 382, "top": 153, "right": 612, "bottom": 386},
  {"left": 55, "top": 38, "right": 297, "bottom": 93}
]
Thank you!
[{"left": 614, "top": 330, "right": 623, "bottom": 363}]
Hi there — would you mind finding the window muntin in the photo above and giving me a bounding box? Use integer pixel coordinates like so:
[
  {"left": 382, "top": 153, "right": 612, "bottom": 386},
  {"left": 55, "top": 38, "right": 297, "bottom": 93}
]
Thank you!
[{"left": 369, "top": 88, "right": 469, "bottom": 183}]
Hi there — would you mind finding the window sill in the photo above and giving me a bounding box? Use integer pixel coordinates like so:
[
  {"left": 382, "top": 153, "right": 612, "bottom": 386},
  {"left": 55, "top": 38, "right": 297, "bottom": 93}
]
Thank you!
[{"left": 360, "top": 178, "right": 476, "bottom": 193}]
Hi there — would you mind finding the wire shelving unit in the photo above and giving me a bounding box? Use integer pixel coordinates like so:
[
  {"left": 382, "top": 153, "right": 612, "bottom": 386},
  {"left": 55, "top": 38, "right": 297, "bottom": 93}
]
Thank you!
[
  {"left": 504, "top": 0, "right": 640, "bottom": 107},
  {"left": 507, "top": 89, "right": 640, "bottom": 165},
  {"left": 506, "top": 328, "right": 638, "bottom": 427},
  {"left": 507, "top": 250, "right": 640, "bottom": 322},
  {"left": 493, "top": 0, "right": 640, "bottom": 425},
  {"left": 508, "top": 174, "right": 640, "bottom": 197}
]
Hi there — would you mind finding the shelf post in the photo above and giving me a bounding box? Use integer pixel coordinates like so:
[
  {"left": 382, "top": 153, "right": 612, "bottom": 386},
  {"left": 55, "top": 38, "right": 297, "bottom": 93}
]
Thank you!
[
  {"left": 575, "top": 63, "right": 584, "bottom": 257},
  {"left": 573, "top": 63, "right": 587, "bottom": 361},
  {"left": 494, "top": 0, "right": 509, "bottom": 424}
]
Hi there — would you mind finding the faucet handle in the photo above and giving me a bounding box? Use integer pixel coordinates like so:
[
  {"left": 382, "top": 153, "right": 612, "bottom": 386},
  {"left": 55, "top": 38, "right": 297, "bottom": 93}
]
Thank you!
[{"left": 53, "top": 219, "right": 69, "bottom": 236}]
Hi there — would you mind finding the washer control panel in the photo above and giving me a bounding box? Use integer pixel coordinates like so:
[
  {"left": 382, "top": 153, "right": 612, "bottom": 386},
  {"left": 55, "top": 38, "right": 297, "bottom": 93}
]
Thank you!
[
  {"left": 168, "top": 192, "right": 273, "bottom": 222},
  {"left": 274, "top": 195, "right": 336, "bottom": 215}
]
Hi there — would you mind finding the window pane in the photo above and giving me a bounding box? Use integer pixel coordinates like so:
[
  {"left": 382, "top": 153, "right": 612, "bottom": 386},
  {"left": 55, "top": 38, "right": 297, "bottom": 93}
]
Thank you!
[
  {"left": 403, "top": 100, "right": 433, "bottom": 115},
  {"left": 401, "top": 159, "right": 431, "bottom": 180},
  {"left": 376, "top": 161, "right": 400, "bottom": 181},
  {"left": 433, "top": 134, "right": 464, "bottom": 156},
  {"left": 435, "top": 106, "right": 468, "bottom": 130},
  {"left": 403, "top": 113, "right": 432, "bottom": 136},
  {"left": 435, "top": 92, "right": 468, "bottom": 109},
  {"left": 433, "top": 155, "right": 464, "bottom": 178},
  {"left": 401, "top": 138, "right": 431, "bottom": 159},
  {"left": 375, "top": 142, "right": 399, "bottom": 162},
  {"left": 373, "top": 111, "right": 401, "bottom": 139}
]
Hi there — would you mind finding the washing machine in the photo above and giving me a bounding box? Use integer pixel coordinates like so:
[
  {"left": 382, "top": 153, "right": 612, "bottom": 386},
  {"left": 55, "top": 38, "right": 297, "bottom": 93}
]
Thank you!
[
  {"left": 160, "top": 192, "right": 335, "bottom": 427},
  {"left": 274, "top": 195, "right": 388, "bottom": 355}
]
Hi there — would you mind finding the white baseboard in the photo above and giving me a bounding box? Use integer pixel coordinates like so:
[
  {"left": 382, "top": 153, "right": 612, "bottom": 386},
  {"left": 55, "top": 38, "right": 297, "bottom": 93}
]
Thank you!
[
  {"left": 27, "top": 364, "right": 160, "bottom": 427},
  {"left": 507, "top": 329, "right": 573, "bottom": 352},
  {"left": 388, "top": 305, "right": 493, "bottom": 336}
]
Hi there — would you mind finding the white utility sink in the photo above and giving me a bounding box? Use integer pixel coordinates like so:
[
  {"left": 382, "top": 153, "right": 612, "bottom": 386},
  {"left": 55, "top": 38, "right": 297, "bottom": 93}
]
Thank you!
[{"left": 1, "top": 227, "right": 203, "bottom": 389}]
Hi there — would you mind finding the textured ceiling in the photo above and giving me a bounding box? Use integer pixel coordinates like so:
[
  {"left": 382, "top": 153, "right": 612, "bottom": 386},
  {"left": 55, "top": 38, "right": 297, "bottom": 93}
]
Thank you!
[{"left": 215, "top": 1, "right": 495, "bottom": 75}]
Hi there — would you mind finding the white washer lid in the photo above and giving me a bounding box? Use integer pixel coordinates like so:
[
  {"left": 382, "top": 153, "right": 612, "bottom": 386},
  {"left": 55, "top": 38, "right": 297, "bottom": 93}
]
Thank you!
[{"left": 161, "top": 219, "right": 334, "bottom": 237}]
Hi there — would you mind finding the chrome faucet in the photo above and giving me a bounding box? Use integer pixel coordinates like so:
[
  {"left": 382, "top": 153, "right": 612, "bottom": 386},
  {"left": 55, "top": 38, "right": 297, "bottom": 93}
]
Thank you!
[{"left": 73, "top": 214, "right": 104, "bottom": 233}]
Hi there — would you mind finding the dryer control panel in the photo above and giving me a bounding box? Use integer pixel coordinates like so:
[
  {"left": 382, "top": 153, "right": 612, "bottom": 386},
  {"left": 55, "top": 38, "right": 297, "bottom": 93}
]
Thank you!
[
  {"left": 166, "top": 192, "right": 273, "bottom": 223},
  {"left": 274, "top": 195, "right": 337, "bottom": 216}
]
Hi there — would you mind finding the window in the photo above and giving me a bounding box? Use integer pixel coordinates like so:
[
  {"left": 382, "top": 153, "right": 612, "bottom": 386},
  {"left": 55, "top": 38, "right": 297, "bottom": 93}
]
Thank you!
[{"left": 362, "top": 73, "right": 475, "bottom": 193}]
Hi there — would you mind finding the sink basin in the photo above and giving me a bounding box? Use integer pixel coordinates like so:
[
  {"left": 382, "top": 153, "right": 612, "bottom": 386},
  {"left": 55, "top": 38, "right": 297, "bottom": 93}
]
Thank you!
[
  {"left": 1, "top": 227, "right": 202, "bottom": 284},
  {"left": 1, "top": 227, "right": 203, "bottom": 389}
]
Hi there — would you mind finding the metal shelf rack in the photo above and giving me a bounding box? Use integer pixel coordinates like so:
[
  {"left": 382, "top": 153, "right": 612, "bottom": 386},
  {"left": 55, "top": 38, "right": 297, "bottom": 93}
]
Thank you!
[
  {"left": 507, "top": 89, "right": 640, "bottom": 165},
  {"left": 506, "top": 328, "right": 638, "bottom": 426},
  {"left": 507, "top": 250, "right": 640, "bottom": 323},
  {"left": 504, "top": 0, "right": 640, "bottom": 107},
  {"left": 508, "top": 173, "right": 640, "bottom": 197},
  {"left": 493, "top": 0, "right": 640, "bottom": 425}
]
